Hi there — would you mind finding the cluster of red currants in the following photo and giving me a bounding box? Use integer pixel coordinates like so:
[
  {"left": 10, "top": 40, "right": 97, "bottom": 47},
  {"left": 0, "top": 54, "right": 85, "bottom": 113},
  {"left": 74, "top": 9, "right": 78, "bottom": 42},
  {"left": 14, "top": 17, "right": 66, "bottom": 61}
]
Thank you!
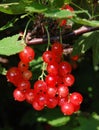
[{"left": 6, "top": 43, "right": 83, "bottom": 116}]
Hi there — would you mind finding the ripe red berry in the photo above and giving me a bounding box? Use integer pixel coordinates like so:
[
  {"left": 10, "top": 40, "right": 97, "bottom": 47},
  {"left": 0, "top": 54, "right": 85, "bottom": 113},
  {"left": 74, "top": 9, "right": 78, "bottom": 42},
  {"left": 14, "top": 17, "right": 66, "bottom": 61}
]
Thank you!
[
  {"left": 47, "top": 62, "right": 59, "bottom": 75},
  {"left": 45, "top": 74, "right": 58, "bottom": 86},
  {"left": 34, "top": 80, "right": 47, "bottom": 93},
  {"left": 32, "top": 100, "right": 44, "bottom": 111},
  {"left": 61, "top": 102, "right": 74, "bottom": 115},
  {"left": 42, "top": 50, "right": 55, "bottom": 64},
  {"left": 60, "top": 19, "right": 67, "bottom": 27},
  {"left": 6, "top": 67, "right": 22, "bottom": 86},
  {"left": 51, "top": 42, "right": 63, "bottom": 56},
  {"left": 19, "top": 46, "right": 35, "bottom": 63},
  {"left": 18, "top": 61, "right": 29, "bottom": 72},
  {"left": 25, "top": 89, "right": 35, "bottom": 104},
  {"left": 22, "top": 70, "right": 32, "bottom": 80},
  {"left": 58, "top": 97, "right": 68, "bottom": 106},
  {"left": 13, "top": 88, "right": 25, "bottom": 102},
  {"left": 47, "top": 86, "right": 57, "bottom": 98},
  {"left": 57, "top": 84, "right": 69, "bottom": 98},
  {"left": 59, "top": 61, "right": 72, "bottom": 76},
  {"left": 46, "top": 96, "right": 58, "bottom": 109},
  {"left": 17, "top": 79, "right": 31, "bottom": 92},
  {"left": 62, "top": 4, "right": 74, "bottom": 12},
  {"left": 70, "top": 92, "right": 83, "bottom": 105},
  {"left": 73, "top": 104, "right": 80, "bottom": 112},
  {"left": 63, "top": 74, "right": 75, "bottom": 87},
  {"left": 35, "top": 93, "right": 47, "bottom": 106}
]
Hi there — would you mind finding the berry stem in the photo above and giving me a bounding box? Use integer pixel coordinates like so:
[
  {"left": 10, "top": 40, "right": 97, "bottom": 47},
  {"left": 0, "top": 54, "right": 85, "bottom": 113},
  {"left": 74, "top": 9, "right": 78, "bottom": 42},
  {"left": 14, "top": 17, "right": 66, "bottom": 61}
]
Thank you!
[
  {"left": 59, "top": 27, "right": 63, "bottom": 44},
  {"left": 44, "top": 26, "right": 51, "bottom": 51},
  {"left": 22, "top": 19, "right": 32, "bottom": 44},
  {"left": 38, "top": 62, "right": 47, "bottom": 80}
]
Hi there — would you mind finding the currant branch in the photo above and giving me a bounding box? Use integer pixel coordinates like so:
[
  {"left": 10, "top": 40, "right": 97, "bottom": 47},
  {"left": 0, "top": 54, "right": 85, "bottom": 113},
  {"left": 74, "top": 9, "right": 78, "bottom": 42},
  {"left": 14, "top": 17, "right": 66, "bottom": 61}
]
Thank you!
[{"left": 26, "top": 26, "right": 99, "bottom": 45}]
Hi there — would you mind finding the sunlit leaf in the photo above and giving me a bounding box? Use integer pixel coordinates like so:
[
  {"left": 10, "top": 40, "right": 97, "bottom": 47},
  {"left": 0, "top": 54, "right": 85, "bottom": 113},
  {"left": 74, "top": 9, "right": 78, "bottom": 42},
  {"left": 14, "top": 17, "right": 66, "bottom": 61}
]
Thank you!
[
  {"left": 72, "top": 17, "right": 99, "bottom": 27},
  {"left": 0, "top": 34, "right": 24, "bottom": 56}
]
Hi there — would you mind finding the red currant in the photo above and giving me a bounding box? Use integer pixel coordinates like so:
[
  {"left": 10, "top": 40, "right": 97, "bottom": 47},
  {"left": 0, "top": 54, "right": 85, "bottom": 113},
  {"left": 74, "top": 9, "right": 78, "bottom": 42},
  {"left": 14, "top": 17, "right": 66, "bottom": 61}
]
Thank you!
[
  {"left": 17, "top": 79, "right": 31, "bottom": 92},
  {"left": 19, "top": 46, "right": 35, "bottom": 63},
  {"left": 46, "top": 96, "right": 58, "bottom": 109},
  {"left": 34, "top": 80, "right": 47, "bottom": 93},
  {"left": 6, "top": 67, "right": 22, "bottom": 86},
  {"left": 47, "top": 62, "right": 59, "bottom": 75},
  {"left": 58, "top": 97, "right": 68, "bottom": 106},
  {"left": 25, "top": 89, "right": 35, "bottom": 104},
  {"left": 51, "top": 42, "right": 63, "bottom": 56},
  {"left": 70, "top": 92, "right": 83, "bottom": 105},
  {"left": 45, "top": 74, "right": 58, "bottom": 86},
  {"left": 32, "top": 100, "right": 44, "bottom": 111},
  {"left": 59, "top": 61, "right": 72, "bottom": 76},
  {"left": 47, "top": 86, "right": 57, "bottom": 97},
  {"left": 18, "top": 61, "right": 29, "bottom": 72},
  {"left": 22, "top": 70, "right": 32, "bottom": 80},
  {"left": 42, "top": 50, "right": 55, "bottom": 64},
  {"left": 61, "top": 102, "right": 74, "bottom": 115},
  {"left": 13, "top": 88, "right": 25, "bottom": 102},
  {"left": 63, "top": 74, "right": 75, "bottom": 87},
  {"left": 57, "top": 84, "right": 69, "bottom": 97}
]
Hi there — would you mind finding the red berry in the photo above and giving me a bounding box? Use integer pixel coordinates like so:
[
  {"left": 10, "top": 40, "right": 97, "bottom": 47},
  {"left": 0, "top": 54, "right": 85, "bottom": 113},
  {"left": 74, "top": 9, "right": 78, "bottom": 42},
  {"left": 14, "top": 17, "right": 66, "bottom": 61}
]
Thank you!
[
  {"left": 45, "top": 74, "right": 58, "bottom": 86},
  {"left": 34, "top": 80, "right": 47, "bottom": 93},
  {"left": 61, "top": 102, "right": 74, "bottom": 115},
  {"left": 57, "top": 84, "right": 69, "bottom": 97},
  {"left": 58, "top": 97, "right": 68, "bottom": 106},
  {"left": 22, "top": 70, "right": 32, "bottom": 80},
  {"left": 47, "top": 86, "right": 57, "bottom": 97},
  {"left": 71, "top": 55, "right": 79, "bottom": 61},
  {"left": 6, "top": 67, "right": 22, "bottom": 86},
  {"left": 70, "top": 92, "right": 83, "bottom": 105},
  {"left": 46, "top": 96, "right": 58, "bottom": 109},
  {"left": 19, "top": 46, "right": 35, "bottom": 63},
  {"left": 25, "top": 89, "right": 35, "bottom": 104},
  {"left": 32, "top": 100, "right": 44, "bottom": 111},
  {"left": 13, "top": 88, "right": 25, "bottom": 102},
  {"left": 60, "top": 19, "right": 67, "bottom": 27},
  {"left": 51, "top": 42, "right": 63, "bottom": 56},
  {"left": 73, "top": 104, "right": 80, "bottom": 112},
  {"left": 61, "top": 4, "right": 74, "bottom": 12},
  {"left": 18, "top": 61, "right": 29, "bottom": 72},
  {"left": 63, "top": 74, "right": 75, "bottom": 87},
  {"left": 42, "top": 50, "right": 55, "bottom": 64},
  {"left": 35, "top": 93, "right": 47, "bottom": 106},
  {"left": 47, "top": 62, "right": 59, "bottom": 75},
  {"left": 17, "top": 79, "right": 31, "bottom": 92},
  {"left": 59, "top": 61, "right": 72, "bottom": 76}
]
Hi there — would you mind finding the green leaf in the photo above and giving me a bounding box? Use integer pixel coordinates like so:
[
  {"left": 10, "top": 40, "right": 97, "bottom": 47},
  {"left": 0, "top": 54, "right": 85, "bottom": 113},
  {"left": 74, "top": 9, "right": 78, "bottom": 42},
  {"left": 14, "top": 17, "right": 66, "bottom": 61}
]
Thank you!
[
  {"left": 44, "top": 9, "right": 75, "bottom": 19},
  {"left": 0, "top": 34, "right": 24, "bottom": 56},
  {"left": 25, "top": 2, "right": 48, "bottom": 13},
  {"left": 76, "top": 113, "right": 99, "bottom": 130},
  {"left": 92, "top": 40, "right": 99, "bottom": 66},
  {"left": 37, "top": 108, "right": 70, "bottom": 127},
  {"left": 72, "top": 17, "right": 99, "bottom": 27},
  {"left": 0, "top": 2, "right": 26, "bottom": 14},
  {"left": 0, "top": 18, "right": 18, "bottom": 31},
  {"left": 72, "top": 31, "right": 99, "bottom": 56}
]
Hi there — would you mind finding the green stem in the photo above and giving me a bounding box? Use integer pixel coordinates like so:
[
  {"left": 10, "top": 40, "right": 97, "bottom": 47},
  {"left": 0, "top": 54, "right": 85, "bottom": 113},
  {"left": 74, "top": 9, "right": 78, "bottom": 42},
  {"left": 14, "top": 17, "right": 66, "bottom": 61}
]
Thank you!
[
  {"left": 38, "top": 62, "right": 47, "bottom": 80},
  {"left": 22, "top": 19, "right": 32, "bottom": 44},
  {"left": 59, "top": 27, "right": 63, "bottom": 43},
  {"left": 71, "top": 2, "right": 92, "bottom": 19},
  {"left": 44, "top": 26, "right": 51, "bottom": 50}
]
